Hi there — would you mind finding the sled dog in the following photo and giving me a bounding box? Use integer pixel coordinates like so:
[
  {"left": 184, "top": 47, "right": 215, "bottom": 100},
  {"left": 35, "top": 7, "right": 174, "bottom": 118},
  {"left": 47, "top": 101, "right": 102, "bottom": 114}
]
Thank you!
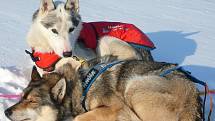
[
  {"left": 26, "top": 0, "right": 154, "bottom": 75},
  {"left": 5, "top": 57, "right": 202, "bottom": 121}
]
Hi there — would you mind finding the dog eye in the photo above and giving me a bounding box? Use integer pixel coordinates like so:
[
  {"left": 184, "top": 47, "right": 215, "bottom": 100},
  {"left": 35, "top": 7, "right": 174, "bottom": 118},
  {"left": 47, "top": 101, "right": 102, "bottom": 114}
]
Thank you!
[
  {"left": 69, "top": 27, "right": 75, "bottom": 33},
  {"left": 51, "top": 29, "right": 58, "bottom": 34}
]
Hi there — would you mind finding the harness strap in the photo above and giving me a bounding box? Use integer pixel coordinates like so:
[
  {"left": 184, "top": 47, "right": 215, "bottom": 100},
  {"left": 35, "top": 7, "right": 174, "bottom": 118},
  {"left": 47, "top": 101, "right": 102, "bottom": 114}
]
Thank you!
[
  {"left": 81, "top": 61, "right": 124, "bottom": 112},
  {"left": 160, "top": 66, "right": 181, "bottom": 77},
  {"left": 129, "top": 43, "right": 155, "bottom": 51},
  {"left": 25, "top": 50, "right": 39, "bottom": 62},
  {"left": 160, "top": 66, "right": 213, "bottom": 121}
]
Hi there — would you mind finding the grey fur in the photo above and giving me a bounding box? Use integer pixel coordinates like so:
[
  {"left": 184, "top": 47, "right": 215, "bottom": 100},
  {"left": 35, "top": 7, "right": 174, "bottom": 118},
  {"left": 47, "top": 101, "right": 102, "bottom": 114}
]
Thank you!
[
  {"left": 41, "top": 13, "right": 59, "bottom": 28},
  {"left": 71, "top": 15, "right": 81, "bottom": 27},
  {"left": 32, "top": 10, "right": 39, "bottom": 21}
]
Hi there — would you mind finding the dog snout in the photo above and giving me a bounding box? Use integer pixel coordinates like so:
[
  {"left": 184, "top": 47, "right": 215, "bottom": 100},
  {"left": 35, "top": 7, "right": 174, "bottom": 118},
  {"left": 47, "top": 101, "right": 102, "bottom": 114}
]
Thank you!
[
  {"left": 5, "top": 108, "right": 13, "bottom": 118},
  {"left": 63, "top": 51, "right": 73, "bottom": 57}
]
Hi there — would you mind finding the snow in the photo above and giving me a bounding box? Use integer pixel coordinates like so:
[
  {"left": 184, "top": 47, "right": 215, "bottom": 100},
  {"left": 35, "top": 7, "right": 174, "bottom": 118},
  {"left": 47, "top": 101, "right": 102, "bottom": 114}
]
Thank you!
[{"left": 0, "top": 0, "right": 214, "bottom": 120}]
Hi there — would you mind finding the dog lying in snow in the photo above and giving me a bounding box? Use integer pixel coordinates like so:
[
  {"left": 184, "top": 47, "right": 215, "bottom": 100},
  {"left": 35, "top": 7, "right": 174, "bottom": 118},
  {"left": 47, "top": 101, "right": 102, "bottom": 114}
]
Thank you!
[
  {"left": 5, "top": 57, "right": 202, "bottom": 121},
  {"left": 26, "top": 0, "right": 155, "bottom": 75}
]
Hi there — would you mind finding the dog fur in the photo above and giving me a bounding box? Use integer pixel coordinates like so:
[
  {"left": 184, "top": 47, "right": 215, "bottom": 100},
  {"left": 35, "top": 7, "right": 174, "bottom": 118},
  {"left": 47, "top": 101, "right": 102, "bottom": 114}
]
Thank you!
[{"left": 5, "top": 58, "right": 202, "bottom": 121}]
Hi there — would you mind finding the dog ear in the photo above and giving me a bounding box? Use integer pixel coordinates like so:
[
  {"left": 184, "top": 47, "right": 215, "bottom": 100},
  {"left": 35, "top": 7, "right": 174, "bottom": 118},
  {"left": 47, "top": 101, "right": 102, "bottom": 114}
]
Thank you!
[
  {"left": 72, "top": 59, "right": 82, "bottom": 71},
  {"left": 65, "top": 0, "right": 79, "bottom": 14},
  {"left": 56, "top": 58, "right": 82, "bottom": 73},
  {"left": 31, "top": 66, "right": 42, "bottom": 81},
  {"left": 39, "top": 0, "right": 55, "bottom": 13},
  {"left": 51, "top": 78, "right": 67, "bottom": 103}
]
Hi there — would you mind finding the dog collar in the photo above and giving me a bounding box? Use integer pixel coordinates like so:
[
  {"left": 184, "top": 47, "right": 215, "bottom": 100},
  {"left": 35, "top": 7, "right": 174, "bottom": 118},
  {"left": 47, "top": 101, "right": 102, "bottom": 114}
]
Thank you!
[
  {"left": 72, "top": 56, "right": 86, "bottom": 65},
  {"left": 80, "top": 61, "right": 124, "bottom": 112},
  {"left": 25, "top": 50, "right": 61, "bottom": 72}
]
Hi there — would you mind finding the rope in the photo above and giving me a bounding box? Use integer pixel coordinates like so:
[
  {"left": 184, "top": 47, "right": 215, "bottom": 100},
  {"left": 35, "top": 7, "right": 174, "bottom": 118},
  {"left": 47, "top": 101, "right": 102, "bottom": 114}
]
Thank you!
[
  {"left": 205, "top": 85, "right": 214, "bottom": 121},
  {"left": 0, "top": 94, "right": 21, "bottom": 100},
  {"left": 199, "top": 89, "right": 215, "bottom": 96}
]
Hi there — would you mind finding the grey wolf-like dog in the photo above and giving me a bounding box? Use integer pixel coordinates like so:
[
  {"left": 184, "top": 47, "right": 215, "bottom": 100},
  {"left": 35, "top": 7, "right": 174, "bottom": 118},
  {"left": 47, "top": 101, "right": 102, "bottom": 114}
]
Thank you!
[{"left": 5, "top": 57, "right": 202, "bottom": 121}]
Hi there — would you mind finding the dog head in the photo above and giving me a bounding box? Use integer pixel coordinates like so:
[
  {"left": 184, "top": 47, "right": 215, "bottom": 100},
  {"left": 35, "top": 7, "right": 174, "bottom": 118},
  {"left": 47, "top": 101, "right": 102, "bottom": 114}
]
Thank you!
[
  {"left": 4, "top": 66, "right": 71, "bottom": 121},
  {"left": 27, "top": 0, "right": 82, "bottom": 57}
]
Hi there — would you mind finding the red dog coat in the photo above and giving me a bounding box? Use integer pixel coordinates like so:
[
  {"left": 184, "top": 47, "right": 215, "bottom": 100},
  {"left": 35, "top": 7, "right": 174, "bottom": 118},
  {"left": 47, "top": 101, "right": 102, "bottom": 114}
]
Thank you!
[{"left": 79, "top": 22, "right": 155, "bottom": 49}]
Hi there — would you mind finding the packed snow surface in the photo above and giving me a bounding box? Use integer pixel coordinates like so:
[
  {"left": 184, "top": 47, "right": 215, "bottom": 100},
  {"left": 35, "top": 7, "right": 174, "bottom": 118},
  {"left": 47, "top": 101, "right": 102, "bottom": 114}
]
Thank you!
[{"left": 0, "top": 0, "right": 214, "bottom": 120}]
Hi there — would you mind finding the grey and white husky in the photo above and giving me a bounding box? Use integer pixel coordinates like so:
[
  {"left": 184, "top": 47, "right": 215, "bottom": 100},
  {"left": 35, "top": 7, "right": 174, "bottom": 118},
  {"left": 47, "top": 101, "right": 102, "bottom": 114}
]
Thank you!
[{"left": 27, "top": 0, "right": 154, "bottom": 74}]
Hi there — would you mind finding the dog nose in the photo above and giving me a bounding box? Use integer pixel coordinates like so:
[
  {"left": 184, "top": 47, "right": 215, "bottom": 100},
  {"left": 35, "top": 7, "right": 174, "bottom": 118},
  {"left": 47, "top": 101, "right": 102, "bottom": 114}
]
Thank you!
[
  {"left": 5, "top": 108, "right": 13, "bottom": 117},
  {"left": 63, "top": 51, "right": 73, "bottom": 57}
]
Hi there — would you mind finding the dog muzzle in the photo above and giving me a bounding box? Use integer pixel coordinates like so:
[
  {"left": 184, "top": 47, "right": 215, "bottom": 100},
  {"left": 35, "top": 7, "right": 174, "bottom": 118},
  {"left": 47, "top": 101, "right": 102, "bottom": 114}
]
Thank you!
[{"left": 63, "top": 51, "right": 73, "bottom": 57}]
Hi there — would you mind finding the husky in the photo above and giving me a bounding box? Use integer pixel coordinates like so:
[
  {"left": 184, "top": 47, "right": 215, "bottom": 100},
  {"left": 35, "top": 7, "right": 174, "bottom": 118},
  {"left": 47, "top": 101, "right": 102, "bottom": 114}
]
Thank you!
[
  {"left": 5, "top": 57, "right": 202, "bottom": 121},
  {"left": 26, "top": 0, "right": 154, "bottom": 75}
]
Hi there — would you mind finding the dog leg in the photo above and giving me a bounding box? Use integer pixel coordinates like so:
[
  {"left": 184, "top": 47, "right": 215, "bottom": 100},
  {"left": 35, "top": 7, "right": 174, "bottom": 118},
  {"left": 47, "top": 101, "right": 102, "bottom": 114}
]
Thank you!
[
  {"left": 97, "top": 36, "right": 142, "bottom": 60},
  {"left": 116, "top": 105, "right": 142, "bottom": 121},
  {"left": 73, "top": 106, "right": 119, "bottom": 121},
  {"left": 74, "top": 96, "right": 124, "bottom": 121}
]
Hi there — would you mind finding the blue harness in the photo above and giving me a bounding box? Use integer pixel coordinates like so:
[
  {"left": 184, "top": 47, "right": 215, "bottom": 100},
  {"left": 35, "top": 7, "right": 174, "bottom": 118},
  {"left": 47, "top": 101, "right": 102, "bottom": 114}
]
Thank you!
[
  {"left": 80, "top": 63, "right": 211, "bottom": 121},
  {"left": 81, "top": 61, "right": 124, "bottom": 112},
  {"left": 160, "top": 66, "right": 206, "bottom": 86},
  {"left": 129, "top": 43, "right": 155, "bottom": 51}
]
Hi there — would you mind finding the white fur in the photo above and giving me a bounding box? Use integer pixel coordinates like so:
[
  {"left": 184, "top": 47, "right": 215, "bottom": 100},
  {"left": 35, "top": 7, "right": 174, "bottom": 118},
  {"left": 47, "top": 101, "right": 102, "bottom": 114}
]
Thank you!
[
  {"left": 35, "top": 106, "right": 58, "bottom": 121},
  {"left": 27, "top": 22, "right": 53, "bottom": 53},
  {"left": 125, "top": 75, "right": 165, "bottom": 95},
  {"left": 97, "top": 36, "right": 141, "bottom": 60},
  {"left": 9, "top": 106, "right": 57, "bottom": 121}
]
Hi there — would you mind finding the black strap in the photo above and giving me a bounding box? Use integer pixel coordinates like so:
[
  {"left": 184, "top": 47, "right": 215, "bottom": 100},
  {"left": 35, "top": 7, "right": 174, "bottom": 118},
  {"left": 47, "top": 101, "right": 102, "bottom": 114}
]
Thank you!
[{"left": 25, "top": 50, "right": 39, "bottom": 62}]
